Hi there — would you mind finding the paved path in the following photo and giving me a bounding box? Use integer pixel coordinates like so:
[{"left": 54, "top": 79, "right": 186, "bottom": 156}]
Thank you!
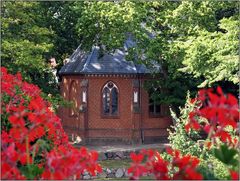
[{"left": 77, "top": 143, "right": 170, "bottom": 153}]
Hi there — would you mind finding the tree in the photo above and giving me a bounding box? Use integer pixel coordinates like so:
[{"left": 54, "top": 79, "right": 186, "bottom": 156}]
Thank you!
[
  {"left": 179, "top": 16, "right": 238, "bottom": 87},
  {"left": 72, "top": 1, "right": 238, "bottom": 109},
  {"left": 165, "top": 1, "right": 239, "bottom": 87},
  {"left": 38, "top": 1, "right": 80, "bottom": 62},
  {"left": 1, "top": 1, "right": 57, "bottom": 94},
  {"left": 2, "top": 1, "right": 238, "bottom": 110},
  {"left": 73, "top": 1, "right": 146, "bottom": 51}
]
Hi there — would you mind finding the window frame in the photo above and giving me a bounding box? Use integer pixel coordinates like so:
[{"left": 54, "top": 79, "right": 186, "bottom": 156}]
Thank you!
[
  {"left": 148, "top": 87, "right": 162, "bottom": 118},
  {"left": 101, "top": 81, "right": 120, "bottom": 118}
]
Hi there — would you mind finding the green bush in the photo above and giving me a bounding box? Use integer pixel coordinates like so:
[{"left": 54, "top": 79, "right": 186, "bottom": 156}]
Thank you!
[
  {"left": 168, "top": 92, "right": 204, "bottom": 157},
  {"left": 168, "top": 91, "right": 239, "bottom": 180},
  {"left": 198, "top": 156, "right": 230, "bottom": 180}
]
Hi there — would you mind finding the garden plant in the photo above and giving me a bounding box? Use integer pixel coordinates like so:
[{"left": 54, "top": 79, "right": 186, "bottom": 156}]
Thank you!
[
  {"left": 1, "top": 67, "right": 102, "bottom": 179},
  {"left": 127, "top": 87, "right": 239, "bottom": 180}
]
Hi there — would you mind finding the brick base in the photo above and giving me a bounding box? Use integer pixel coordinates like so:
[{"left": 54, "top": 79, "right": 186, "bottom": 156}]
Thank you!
[{"left": 143, "top": 136, "right": 169, "bottom": 144}]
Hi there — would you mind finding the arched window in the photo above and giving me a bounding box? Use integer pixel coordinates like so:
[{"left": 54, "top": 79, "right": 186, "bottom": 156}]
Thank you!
[
  {"left": 102, "top": 81, "right": 119, "bottom": 116},
  {"left": 149, "top": 87, "right": 161, "bottom": 117},
  {"left": 69, "top": 80, "right": 78, "bottom": 116}
]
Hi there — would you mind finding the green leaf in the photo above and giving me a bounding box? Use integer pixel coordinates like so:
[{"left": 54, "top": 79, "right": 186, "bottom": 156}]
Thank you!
[
  {"left": 214, "top": 144, "right": 238, "bottom": 166},
  {"left": 20, "top": 164, "right": 44, "bottom": 179}
]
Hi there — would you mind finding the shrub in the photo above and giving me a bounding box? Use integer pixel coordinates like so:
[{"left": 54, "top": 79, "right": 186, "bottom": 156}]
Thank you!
[
  {"left": 128, "top": 87, "right": 239, "bottom": 180},
  {"left": 1, "top": 67, "right": 102, "bottom": 179},
  {"left": 185, "top": 86, "right": 239, "bottom": 179},
  {"left": 198, "top": 155, "right": 230, "bottom": 180},
  {"left": 168, "top": 92, "right": 204, "bottom": 157}
]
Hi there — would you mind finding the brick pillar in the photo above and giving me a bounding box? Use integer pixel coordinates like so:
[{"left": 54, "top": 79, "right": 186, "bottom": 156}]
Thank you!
[
  {"left": 79, "top": 79, "right": 88, "bottom": 143},
  {"left": 132, "top": 79, "right": 141, "bottom": 143}
]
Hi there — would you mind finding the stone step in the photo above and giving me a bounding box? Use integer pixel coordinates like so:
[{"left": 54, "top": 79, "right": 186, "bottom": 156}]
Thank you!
[{"left": 96, "top": 143, "right": 169, "bottom": 161}]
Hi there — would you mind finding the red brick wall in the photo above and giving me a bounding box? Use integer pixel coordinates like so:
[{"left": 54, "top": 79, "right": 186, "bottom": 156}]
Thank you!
[
  {"left": 58, "top": 75, "right": 172, "bottom": 144},
  {"left": 88, "top": 77, "right": 132, "bottom": 128},
  {"left": 58, "top": 75, "right": 84, "bottom": 139}
]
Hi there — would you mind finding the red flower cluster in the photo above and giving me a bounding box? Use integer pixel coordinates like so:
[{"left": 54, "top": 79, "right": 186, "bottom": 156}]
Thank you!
[
  {"left": 1, "top": 67, "right": 102, "bottom": 180},
  {"left": 185, "top": 86, "right": 239, "bottom": 147},
  {"left": 42, "top": 146, "right": 102, "bottom": 180},
  {"left": 185, "top": 86, "right": 239, "bottom": 180},
  {"left": 128, "top": 148, "right": 203, "bottom": 180}
]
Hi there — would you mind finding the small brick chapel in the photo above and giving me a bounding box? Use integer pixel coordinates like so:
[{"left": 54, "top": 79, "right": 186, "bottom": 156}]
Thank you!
[{"left": 58, "top": 41, "right": 172, "bottom": 144}]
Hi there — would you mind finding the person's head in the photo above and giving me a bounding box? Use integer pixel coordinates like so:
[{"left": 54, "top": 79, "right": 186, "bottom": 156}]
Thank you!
[{"left": 49, "top": 57, "right": 57, "bottom": 68}]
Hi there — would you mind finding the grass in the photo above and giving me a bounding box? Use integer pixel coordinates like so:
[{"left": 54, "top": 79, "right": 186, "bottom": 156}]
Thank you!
[
  {"left": 99, "top": 159, "right": 132, "bottom": 168},
  {"left": 99, "top": 177, "right": 128, "bottom": 180},
  {"left": 99, "top": 176, "right": 154, "bottom": 180}
]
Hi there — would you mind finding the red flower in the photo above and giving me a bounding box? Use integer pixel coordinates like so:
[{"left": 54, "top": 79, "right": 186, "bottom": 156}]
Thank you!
[
  {"left": 28, "top": 125, "right": 46, "bottom": 142},
  {"left": 151, "top": 155, "right": 169, "bottom": 180},
  {"left": 130, "top": 152, "right": 144, "bottom": 163},
  {"left": 185, "top": 86, "right": 239, "bottom": 146},
  {"left": 3, "top": 144, "right": 19, "bottom": 163},
  {"left": 214, "top": 130, "right": 232, "bottom": 143},
  {"left": 9, "top": 127, "right": 28, "bottom": 141},
  {"left": 128, "top": 152, "right": 148, "bottom": 179},
  {"left": 42, "top": 146, "right": 101, "bottom": 180},
  {"left": 128, "top": 148, "right": 203, "bottom": 180},
  {"left": 1, "top": 162, "right": 25, "bottom": 180},
  {"left": 230, "top": 170, "right": 239, "bottom": 180}
]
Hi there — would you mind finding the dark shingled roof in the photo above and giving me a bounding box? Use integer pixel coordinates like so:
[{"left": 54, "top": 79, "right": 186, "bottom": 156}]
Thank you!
[
  {"left": 59, "top": 37, "right": 161, "bottom": 75},
  {"left": 59, "top": 48, "right": 150, "bottom": 75}
]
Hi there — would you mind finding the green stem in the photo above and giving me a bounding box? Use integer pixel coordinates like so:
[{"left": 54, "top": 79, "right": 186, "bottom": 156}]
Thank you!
[
  {"left": 32, "top": 143, "right": 37, "bottom": 164},
  {"left": 200, "top": 127, "right": 214, "bottom": 159},
  {"left": 26, "top": 136, "right": 30, "bottom": 165}
]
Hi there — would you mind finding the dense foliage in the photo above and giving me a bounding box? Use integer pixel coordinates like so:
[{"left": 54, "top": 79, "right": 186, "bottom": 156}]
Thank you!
[
  {"left": 1, "top": 2, "right": 57, "bottom": 93},
  {"left": 127, "top": 87, "right": 239, "bottom": 180},
  {"left": 2, "top": 1, "right": 238, "bottom": 110},
  {"left": 1, "top": 68, "right": 102, "bottom": 179},
  {"left": 71, "top": 1, "right": 238, "bottom": 108}
]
